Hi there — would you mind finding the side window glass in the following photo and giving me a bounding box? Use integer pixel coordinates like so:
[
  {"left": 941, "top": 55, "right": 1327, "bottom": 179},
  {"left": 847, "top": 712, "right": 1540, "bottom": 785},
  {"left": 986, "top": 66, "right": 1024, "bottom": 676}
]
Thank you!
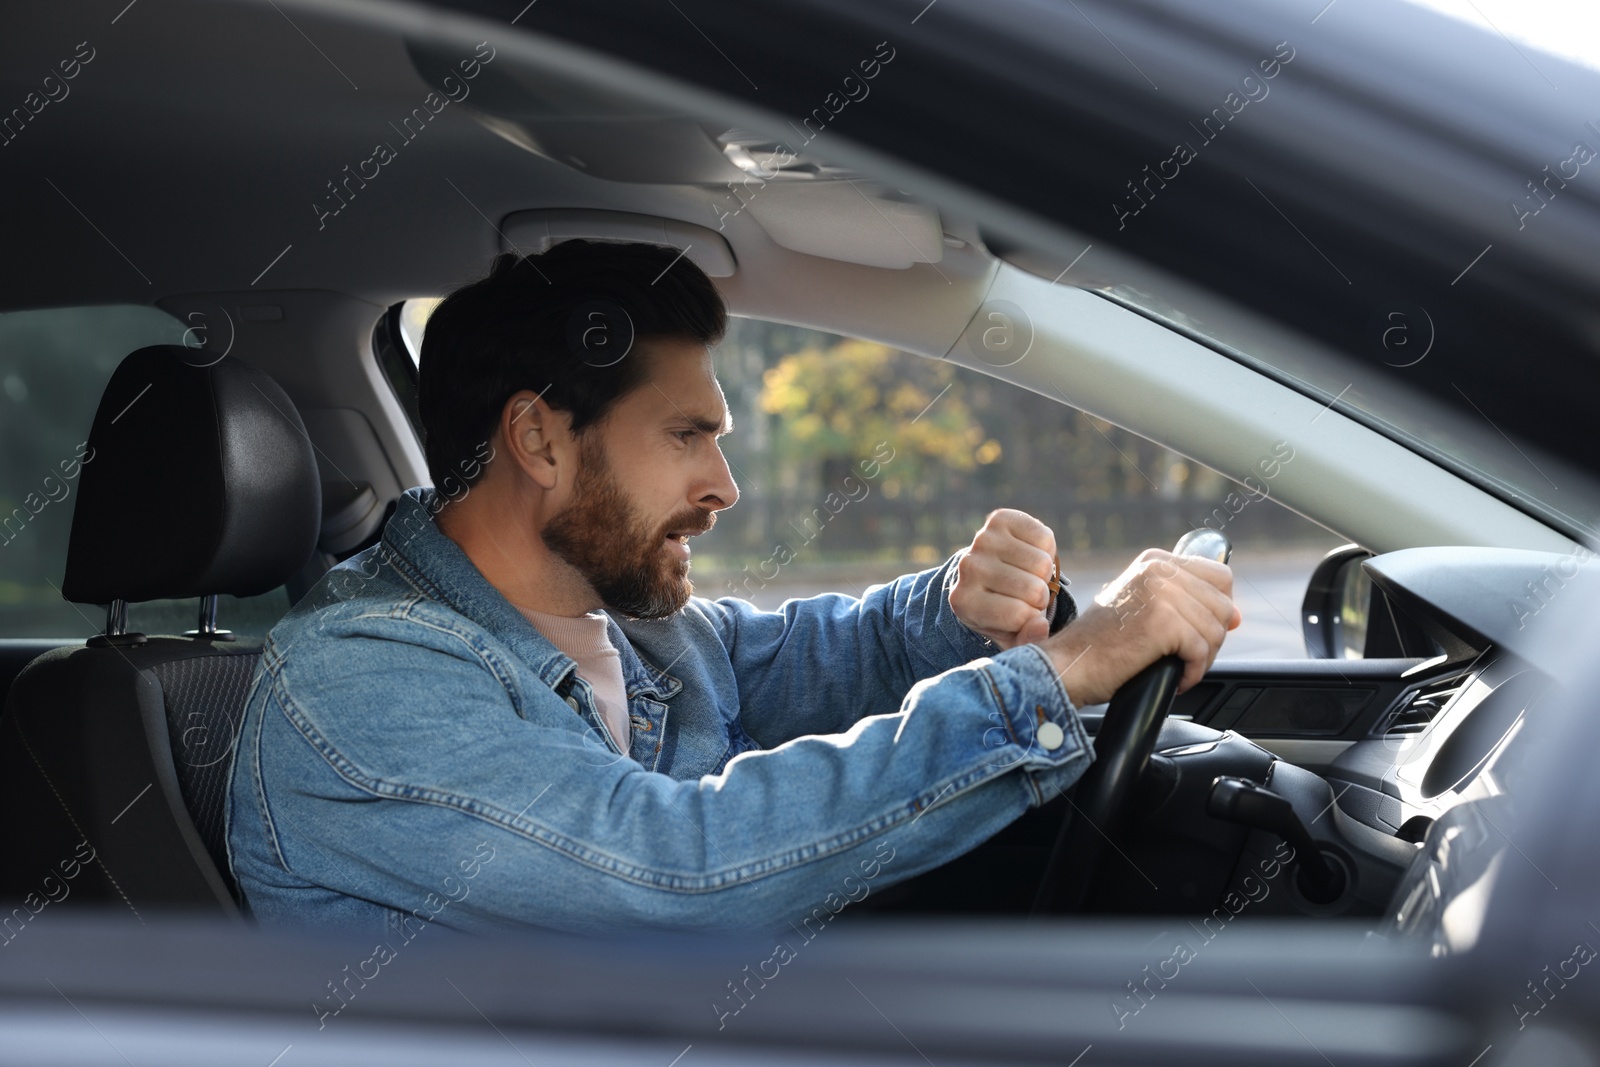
[
  {"left": 0, "top": 306, "right": 289, "bottom": 640},
  {"left": 373, "top": 298, "right": 438, "bottom": 442},
  {"left": 701, "top": 319, "right": 1343, "bottom": 658},
  {"left": 397, "top": 297, "right": 440, "bottom": 364}
]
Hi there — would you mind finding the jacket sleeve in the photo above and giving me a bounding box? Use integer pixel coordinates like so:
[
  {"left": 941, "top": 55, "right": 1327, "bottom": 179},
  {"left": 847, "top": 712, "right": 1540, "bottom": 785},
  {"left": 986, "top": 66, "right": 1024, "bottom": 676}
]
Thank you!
[
  {"left": 694, "top": 551, "right": 1007, "bottom": 745},
  {"left": 227, "top": 600, "right": 1093, "bottom": 939}
]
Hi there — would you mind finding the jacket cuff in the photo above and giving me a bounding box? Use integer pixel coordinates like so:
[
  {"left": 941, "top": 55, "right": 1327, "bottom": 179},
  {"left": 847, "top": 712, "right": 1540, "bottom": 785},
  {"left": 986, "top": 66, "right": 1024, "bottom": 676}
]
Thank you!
[{"left": 980, "top": 643, "right": 1095, "bottom": 806}]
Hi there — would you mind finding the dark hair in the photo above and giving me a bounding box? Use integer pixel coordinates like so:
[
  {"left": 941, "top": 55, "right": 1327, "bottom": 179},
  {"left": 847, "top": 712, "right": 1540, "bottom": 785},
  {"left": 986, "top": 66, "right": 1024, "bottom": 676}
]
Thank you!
[{"left": 417, "top": 239, "right": 727, "bottom": 494}]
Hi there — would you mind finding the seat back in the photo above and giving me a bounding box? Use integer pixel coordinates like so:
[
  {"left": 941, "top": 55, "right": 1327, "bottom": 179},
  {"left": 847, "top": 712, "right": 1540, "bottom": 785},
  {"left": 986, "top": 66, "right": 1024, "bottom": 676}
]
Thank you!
[
  {"left": 1, "top": 641, "right": 264, "bottom": 911},
  {"left": 0, "top": 345, "right": 321, "bottom": 916},
  {"left": 153, "top": 652, "right": 264, "bottom": 881}
]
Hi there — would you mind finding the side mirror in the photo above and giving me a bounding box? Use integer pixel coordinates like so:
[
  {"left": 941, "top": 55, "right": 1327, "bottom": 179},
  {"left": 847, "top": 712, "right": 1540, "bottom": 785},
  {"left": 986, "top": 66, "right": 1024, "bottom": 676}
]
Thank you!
[{"left": 1301, "top": 544, "right": 1373, "bottom": 659}]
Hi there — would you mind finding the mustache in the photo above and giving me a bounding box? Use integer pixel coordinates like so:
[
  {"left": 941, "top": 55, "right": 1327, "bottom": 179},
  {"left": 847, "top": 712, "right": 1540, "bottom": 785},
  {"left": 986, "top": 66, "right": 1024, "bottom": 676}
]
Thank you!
[{"left": 662, "top": 509, "right": 716, "bottom": 538}]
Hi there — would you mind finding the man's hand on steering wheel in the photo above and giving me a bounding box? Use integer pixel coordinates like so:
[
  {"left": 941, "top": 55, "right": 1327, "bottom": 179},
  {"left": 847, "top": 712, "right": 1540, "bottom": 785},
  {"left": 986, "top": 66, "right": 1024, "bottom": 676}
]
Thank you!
[{"left": 1045, "top": 548, "right": 1241, "bottom": 707}]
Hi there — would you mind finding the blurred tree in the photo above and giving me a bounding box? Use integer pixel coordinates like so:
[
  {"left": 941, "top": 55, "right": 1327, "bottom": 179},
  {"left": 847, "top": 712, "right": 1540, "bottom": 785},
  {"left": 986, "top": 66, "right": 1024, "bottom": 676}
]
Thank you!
[
  {"left": 704, "top": 318, "right": 1317, "bottom": 567},
  {"left": 757, "top": 338, "right": 1001, "bottom": 495}
]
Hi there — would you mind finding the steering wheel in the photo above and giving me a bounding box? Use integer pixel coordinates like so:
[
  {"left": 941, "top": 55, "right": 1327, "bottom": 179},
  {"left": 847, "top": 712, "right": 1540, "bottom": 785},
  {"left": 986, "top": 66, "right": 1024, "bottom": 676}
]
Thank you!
[{"left": 1031, "top": 528, "right": 1233, "bottom": 914}]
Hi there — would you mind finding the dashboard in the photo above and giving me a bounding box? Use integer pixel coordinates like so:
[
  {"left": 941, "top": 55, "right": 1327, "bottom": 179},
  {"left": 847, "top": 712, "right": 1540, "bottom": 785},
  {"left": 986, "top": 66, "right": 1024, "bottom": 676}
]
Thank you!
[
  {"left": 1327, "top": 655, "right": 1542, "bottom": 839},
  {"left": 1340, "top": 547, "right": 1587, "bottom": 950},
  {"left": 1090, "top": 545, "right": 1585, "bottom": 930}
]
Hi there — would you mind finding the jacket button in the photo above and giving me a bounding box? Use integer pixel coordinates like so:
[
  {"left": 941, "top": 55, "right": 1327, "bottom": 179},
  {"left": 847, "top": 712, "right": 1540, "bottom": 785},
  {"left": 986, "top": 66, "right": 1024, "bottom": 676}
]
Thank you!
[
  {"left": 564, "top": 696, "right": 580, "bottom": 711},
  {"left": 1037, "top": 721, "right": 1065, "bottom": 751}
]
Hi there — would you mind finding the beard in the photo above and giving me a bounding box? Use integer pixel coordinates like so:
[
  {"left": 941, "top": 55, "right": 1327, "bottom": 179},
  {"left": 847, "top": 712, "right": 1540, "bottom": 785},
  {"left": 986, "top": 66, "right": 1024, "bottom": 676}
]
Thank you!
[{"left": 541, "top": 436, "right": 713, "bottom": 620}]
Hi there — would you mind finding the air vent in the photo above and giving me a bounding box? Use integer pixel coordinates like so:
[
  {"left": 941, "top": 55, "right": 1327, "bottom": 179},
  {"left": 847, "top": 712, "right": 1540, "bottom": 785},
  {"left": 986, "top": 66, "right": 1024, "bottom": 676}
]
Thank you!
[{"left": 1383, "top": 673, "right": 1471, "bottom": 737}]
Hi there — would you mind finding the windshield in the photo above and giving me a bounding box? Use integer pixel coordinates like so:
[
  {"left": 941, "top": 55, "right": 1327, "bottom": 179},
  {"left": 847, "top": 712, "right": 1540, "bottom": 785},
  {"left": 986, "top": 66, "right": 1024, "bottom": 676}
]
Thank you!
[
  {"left": 1079, "top": 0, "right": 1600, "bottom": 545},
  {"left": 1094, "top": 283, "right": 1600, "bottom": 545}
]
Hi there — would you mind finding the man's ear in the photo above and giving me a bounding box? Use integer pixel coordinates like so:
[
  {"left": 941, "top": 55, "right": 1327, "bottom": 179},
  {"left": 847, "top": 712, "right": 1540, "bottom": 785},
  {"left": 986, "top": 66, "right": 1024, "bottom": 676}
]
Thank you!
[{"left": 500, "top": 390, "right": 571, "bottom": 491}]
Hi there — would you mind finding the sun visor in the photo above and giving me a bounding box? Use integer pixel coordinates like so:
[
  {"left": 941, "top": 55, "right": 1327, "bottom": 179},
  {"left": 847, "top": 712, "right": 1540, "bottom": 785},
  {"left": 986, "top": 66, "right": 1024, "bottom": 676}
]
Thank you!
[
  {"left": 498, "top": 210, "right": 737, "bottom": 276},
  {"left": 745, "top": 183, "right": 943, "bottom": 269}
]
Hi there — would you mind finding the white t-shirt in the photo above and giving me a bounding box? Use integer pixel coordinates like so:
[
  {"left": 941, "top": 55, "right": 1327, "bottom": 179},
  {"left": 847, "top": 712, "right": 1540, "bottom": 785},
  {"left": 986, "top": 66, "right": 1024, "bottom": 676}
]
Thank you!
[{"left": 515, "top": 605, "right": 630, "bottom": 753}]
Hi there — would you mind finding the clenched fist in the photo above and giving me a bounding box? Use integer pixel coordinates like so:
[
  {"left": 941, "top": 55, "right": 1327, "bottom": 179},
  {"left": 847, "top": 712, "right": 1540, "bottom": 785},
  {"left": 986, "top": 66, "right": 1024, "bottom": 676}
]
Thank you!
[{"left": 950, "top": 509, "right": 1061, "bottom": 649}]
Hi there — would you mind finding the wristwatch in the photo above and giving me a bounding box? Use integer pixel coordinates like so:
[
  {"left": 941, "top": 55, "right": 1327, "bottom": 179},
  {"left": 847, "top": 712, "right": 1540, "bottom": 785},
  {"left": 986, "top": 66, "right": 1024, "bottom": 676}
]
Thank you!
[{"left": 1043, "top": 554, "right": 1077, "bottom": 635}]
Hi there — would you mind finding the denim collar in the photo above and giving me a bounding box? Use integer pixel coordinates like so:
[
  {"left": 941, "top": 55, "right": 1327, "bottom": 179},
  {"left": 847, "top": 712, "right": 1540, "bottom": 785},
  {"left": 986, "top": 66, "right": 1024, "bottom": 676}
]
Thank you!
[{"left": 379, "top": 487, "right": 683, "bottom": 704}]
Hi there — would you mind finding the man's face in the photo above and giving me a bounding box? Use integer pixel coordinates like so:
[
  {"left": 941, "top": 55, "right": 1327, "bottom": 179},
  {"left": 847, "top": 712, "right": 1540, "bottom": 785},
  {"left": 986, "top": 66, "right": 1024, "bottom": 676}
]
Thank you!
[{"left": 542, "top": 338, "right": 738, "bottom": 619}]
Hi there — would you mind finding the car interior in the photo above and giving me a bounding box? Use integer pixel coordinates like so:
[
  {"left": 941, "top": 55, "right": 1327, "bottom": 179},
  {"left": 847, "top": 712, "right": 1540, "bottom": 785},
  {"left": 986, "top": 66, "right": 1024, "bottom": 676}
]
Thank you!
[{"left": 0, "top": 0, "right": 1593, "bottom": 973}]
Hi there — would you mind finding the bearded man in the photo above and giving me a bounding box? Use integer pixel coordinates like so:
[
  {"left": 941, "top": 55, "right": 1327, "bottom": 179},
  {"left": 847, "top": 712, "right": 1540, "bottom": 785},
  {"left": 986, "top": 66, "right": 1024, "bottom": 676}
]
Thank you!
[{"left": 226, "top": 240, "right": 1237, "bottom": 936}]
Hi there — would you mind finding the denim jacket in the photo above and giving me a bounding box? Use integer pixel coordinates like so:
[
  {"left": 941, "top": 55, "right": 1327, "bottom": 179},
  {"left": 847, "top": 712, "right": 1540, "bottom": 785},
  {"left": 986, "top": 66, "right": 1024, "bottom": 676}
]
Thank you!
[{"left": 225, "top": 487, "right": 1093, "bottom": 938}]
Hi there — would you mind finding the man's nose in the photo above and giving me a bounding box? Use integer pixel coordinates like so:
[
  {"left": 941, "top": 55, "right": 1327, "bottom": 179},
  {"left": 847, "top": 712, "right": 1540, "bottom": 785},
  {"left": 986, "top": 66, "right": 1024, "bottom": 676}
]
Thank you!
[{"left": 698, "top": 445, "right": 739, "bottom": 512}]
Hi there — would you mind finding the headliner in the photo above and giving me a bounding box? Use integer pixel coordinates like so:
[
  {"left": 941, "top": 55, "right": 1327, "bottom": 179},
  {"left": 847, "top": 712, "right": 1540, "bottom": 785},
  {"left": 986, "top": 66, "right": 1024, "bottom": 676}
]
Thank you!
[{"left": 0, "top": 0, "right": 825, "bottom": 311}]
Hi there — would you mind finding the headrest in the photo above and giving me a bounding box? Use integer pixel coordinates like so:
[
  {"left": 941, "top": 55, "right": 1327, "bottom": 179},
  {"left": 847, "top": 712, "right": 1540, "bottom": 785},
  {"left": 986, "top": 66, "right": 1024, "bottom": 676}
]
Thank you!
[{"left": 62, "top": 346, "right": 322, "bottom": 604}]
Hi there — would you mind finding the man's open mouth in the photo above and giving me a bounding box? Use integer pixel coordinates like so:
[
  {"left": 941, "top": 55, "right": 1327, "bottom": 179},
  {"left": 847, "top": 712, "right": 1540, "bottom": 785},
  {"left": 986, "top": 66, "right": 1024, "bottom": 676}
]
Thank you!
[{"left": 664, "top": 518, "right": 713, "bottom": 545}]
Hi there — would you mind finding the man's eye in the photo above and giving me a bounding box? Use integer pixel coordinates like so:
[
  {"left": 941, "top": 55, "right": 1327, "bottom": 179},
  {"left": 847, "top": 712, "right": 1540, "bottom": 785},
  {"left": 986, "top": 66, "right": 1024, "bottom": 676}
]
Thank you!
[{"left": 673, "top": 429, "right": 698, "bottom": 443}]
